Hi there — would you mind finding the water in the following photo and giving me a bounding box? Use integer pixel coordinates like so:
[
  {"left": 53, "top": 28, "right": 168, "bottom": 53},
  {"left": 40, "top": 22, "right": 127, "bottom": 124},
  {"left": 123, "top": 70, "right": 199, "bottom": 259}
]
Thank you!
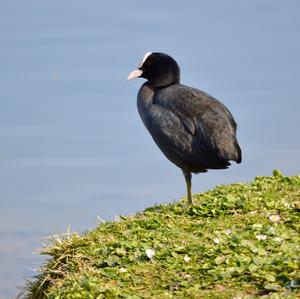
[{"left": 1, "top": 1, "right": 299, "bottom": 297}]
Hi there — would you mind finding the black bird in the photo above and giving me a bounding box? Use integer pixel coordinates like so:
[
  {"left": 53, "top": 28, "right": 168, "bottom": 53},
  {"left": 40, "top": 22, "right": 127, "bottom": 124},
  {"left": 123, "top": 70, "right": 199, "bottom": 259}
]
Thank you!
[{"left": 127, "top": 52, "right": 241, "bottom": 205}]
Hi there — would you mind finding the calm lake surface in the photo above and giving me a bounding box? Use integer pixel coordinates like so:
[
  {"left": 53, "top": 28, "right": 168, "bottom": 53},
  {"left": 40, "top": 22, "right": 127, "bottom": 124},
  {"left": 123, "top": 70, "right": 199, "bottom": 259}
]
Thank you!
[{"left": 1, "top": 1, "right": 299, "bottom": 297}]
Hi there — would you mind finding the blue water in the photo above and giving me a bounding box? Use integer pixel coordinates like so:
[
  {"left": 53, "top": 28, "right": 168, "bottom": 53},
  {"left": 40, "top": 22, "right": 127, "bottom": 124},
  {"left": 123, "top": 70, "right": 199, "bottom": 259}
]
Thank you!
[{"left": 0, "top": 1, "right": 299, "bottom": 297}]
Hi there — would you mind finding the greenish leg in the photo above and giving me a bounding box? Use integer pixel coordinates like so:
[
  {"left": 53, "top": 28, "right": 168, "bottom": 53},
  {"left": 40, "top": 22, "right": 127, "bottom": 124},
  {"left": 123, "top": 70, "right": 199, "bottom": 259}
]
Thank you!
[{"left": 183, "top": 172, "right": 193, "bottom": 206}]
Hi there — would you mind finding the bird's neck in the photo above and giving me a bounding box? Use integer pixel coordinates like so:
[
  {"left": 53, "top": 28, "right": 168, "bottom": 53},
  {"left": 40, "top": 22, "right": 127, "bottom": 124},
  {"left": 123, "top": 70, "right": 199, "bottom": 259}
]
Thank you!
[{"left": 150, "top": 72, "right": 180, "bottom": 87}]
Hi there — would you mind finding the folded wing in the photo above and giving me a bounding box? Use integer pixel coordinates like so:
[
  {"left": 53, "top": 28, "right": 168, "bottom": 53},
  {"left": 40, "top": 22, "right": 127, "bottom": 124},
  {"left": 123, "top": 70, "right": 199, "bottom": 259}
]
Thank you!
[{"left": 153, "top": 84, "right": 241, "bottom": 171}]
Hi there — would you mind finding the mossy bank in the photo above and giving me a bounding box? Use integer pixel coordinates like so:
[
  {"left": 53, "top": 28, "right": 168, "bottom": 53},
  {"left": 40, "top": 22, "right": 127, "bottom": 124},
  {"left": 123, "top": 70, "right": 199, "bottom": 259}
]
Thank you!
[{"left": 23, "top": 171, "right": 300, "bottom": 298}]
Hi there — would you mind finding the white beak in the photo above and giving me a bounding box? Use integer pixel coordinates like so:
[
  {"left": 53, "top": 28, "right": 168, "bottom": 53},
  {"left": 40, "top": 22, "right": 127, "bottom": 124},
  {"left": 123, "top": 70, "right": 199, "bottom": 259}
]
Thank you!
[{"left": 127, "top": 69, "right": 143, "bottom": 80}]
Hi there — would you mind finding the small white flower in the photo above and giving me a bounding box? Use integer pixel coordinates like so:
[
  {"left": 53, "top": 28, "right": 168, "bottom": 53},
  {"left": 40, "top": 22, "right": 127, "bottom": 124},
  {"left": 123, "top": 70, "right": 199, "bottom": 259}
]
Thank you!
[
  {"left": 256, "top": 234, "right": 267, "bottom": 241},
  {"left": 274, "top": 237, "right": 283, "bottom": 243},
  {"left": 269, "top": 214, "right": 281, "bottom": 222},
  {"left": 224, "top": 229, "right": 232, "bottom": 235},
  {"left": 145, "top": 248, "right": 155, "bottom": 259},
  {"left": 119, "top": 267, "right": 127, "bottom": 273},
  {"left": 183, "top": 255, "right": 191, "bottom": 262},
  {"left": 214, "top": 238, "right": 220, "bottom": 244}
]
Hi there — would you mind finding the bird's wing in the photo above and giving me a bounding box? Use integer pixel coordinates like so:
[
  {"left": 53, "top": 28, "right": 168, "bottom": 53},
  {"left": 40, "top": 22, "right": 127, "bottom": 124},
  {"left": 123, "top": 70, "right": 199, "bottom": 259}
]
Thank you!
[{"left": 154, "top": 84, "right": 241, "bottom": 163}]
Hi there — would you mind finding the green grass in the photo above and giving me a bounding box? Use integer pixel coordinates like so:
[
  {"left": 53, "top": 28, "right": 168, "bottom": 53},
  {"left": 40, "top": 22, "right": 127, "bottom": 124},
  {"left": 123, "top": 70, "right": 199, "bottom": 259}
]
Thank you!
[{"left": 22, "top": 170, "right": 300, "bottom": 298}]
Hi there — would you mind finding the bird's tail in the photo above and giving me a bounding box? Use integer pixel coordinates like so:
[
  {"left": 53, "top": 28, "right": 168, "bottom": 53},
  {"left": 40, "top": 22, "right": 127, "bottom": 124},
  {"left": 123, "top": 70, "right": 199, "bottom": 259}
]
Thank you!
[{"left": 235, "top": 142, "right": 242, "bottom": 164}]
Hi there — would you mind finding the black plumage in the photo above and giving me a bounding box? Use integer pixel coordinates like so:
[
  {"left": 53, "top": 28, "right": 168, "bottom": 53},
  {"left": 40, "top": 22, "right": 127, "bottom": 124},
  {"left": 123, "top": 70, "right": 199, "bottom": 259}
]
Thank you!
[{"left": 128, "top": 52, "right": 241, "bottom": 205}]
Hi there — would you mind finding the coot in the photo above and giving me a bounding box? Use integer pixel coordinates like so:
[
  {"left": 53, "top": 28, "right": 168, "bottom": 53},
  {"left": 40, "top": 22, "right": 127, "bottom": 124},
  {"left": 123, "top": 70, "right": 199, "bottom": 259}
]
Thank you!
[{"left": 128, "top": 52, "right": 241, "bottom": 205}]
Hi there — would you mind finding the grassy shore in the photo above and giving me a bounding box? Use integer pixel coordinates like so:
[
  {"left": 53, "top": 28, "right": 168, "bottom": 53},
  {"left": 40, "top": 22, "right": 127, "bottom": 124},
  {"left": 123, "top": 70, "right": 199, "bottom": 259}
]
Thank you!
[{"left": 23, "top": 171, "right": 299, "bottom": 298}]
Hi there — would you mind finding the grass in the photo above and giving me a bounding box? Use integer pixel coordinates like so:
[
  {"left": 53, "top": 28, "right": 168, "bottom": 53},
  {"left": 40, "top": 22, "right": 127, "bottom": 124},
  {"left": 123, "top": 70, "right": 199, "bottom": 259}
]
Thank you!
[{"left": 22, "top": 170, "right": 300, "bottom": 298}]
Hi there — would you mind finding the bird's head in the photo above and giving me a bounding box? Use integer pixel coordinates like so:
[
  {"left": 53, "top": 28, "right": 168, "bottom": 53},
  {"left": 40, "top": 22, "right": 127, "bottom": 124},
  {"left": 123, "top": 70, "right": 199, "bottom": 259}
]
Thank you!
[{"left": 127, "top": 52, "right": 180, "bottom": 87}]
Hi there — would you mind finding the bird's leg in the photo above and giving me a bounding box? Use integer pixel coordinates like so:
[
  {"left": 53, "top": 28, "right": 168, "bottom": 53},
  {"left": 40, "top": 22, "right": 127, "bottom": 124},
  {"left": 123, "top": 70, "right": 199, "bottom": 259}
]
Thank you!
[{"left": 183, "top": 172, "right": 193, "bottom": 205}]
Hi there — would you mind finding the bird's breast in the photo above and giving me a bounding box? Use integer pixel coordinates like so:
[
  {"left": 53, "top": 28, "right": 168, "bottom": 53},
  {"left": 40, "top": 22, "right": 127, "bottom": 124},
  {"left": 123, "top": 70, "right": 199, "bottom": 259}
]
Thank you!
[{"left": 137, "top": 84, "right": 155, "bottom": 125}]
